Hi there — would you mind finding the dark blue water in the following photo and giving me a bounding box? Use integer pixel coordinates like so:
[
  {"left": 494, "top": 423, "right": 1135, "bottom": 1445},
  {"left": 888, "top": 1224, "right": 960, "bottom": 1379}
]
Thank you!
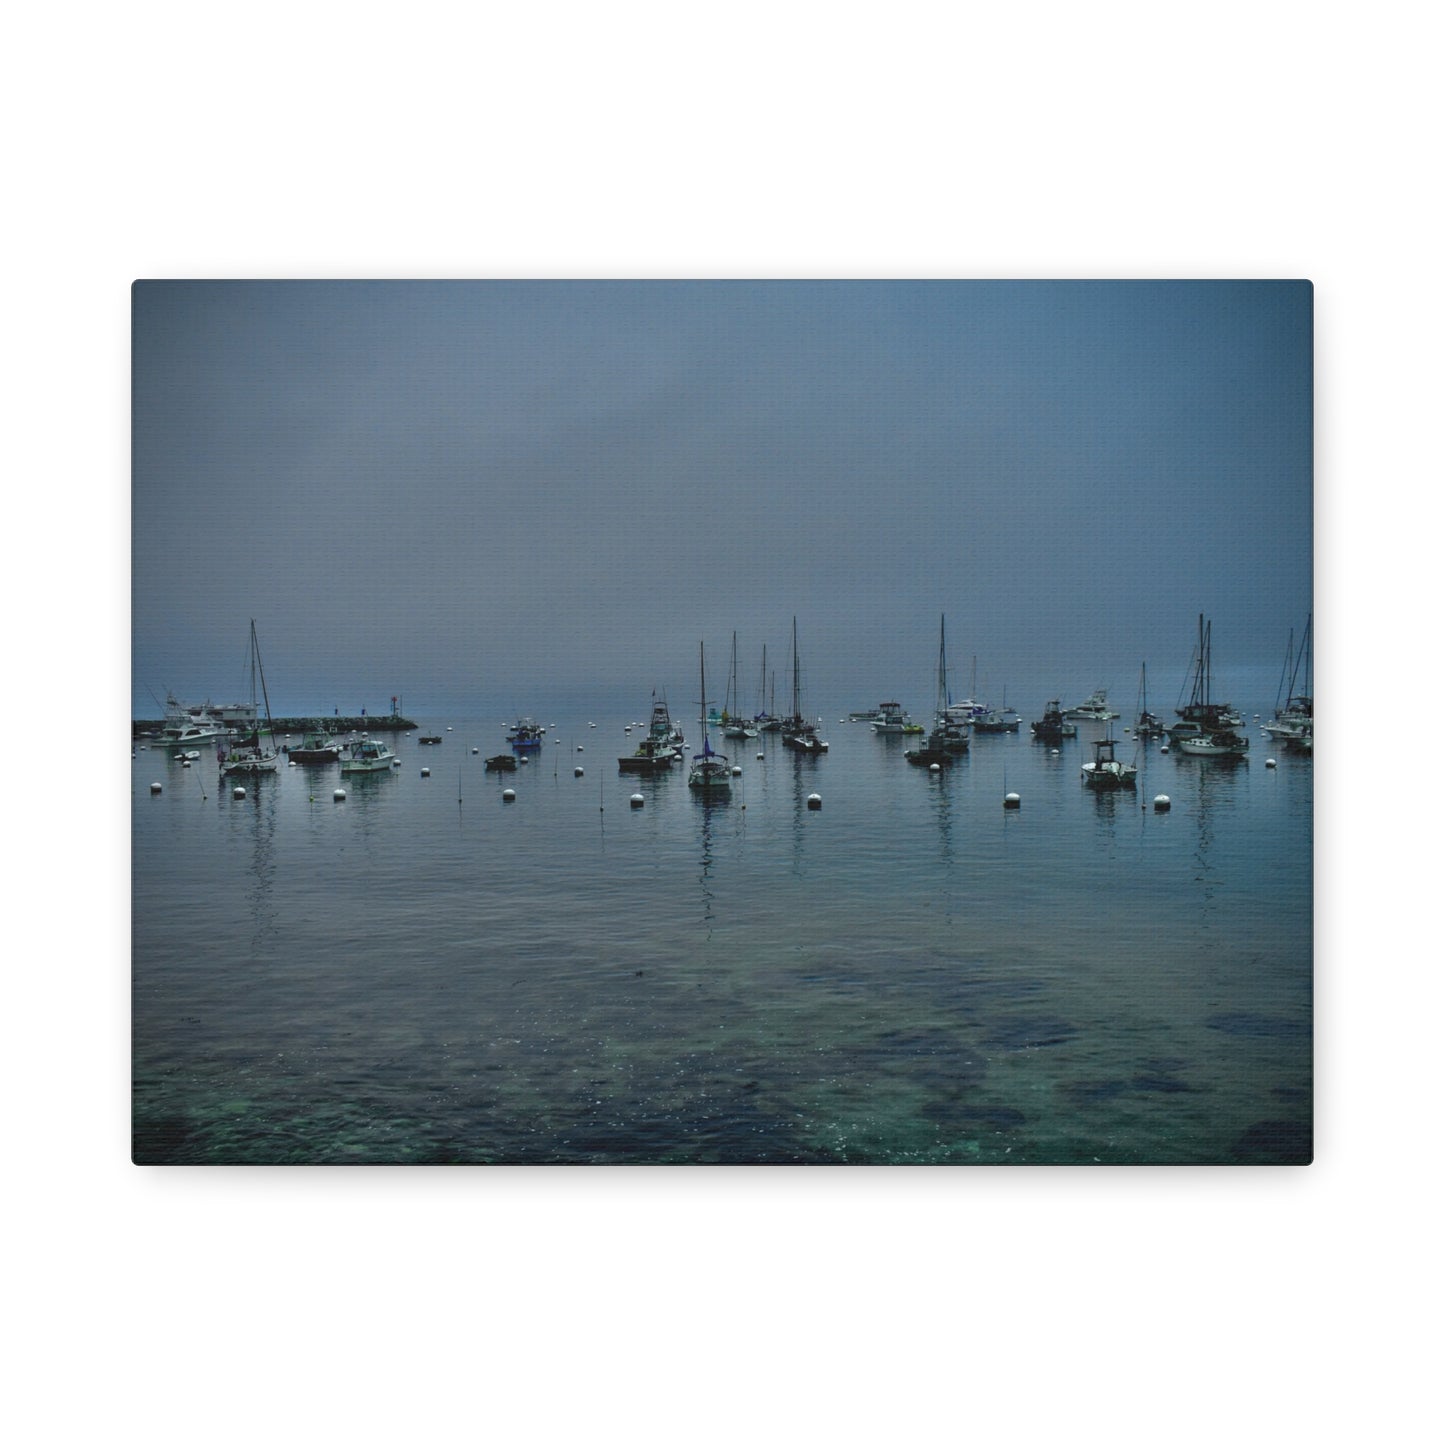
[{"left": 132, "top": 705, "right": 1311, "bottom": 1164}]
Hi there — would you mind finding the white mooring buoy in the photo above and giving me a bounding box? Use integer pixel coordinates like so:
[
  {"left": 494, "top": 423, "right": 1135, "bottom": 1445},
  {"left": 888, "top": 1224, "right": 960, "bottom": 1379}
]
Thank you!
[
  {"left": 756, "top": 752, "right": 765, "bottom": 761},
  {"left": 629, "top": 793, "right": 645, "bottom": 808},
  {"left": 232, "top": 786, "right": 246, "bottom": 799},
  {"left": 1153, "top": 794, "right": 1171, "bottom": 811},
  {"left": 472, "top": 748, "right": 479, "bottom": 755},
  {"left": 574, "top": 767, "right": 584, "bottom": 777},
  {"left": 1004, "top": 792, "right": 1021, "bottom": 809},
  {"left": 333, "top": 788, "right": 346, "bottom": 802},
  {"left": 731, "top": 766, "right": 742, "bottom": 776},
  {"left": 929, "top": 762, "right": 941, "bottom": 772},
  {"left": 421, "top": 767, "right": 430, "bottom": 777},
  {"left": 150, "top": 782, "right": 162, "bottom": 794},
  {"left": 1160, "top": 744, "right": 1170, "bottom": 754},
  {"left": 1265, "top": 757, "right": 1277, "bottom": 768},
  {"left": 502, "top": 788, "right": 516, "bottom": 801},
  {"left": 807, "top": 793, "right": 822, "bottom": 810}
]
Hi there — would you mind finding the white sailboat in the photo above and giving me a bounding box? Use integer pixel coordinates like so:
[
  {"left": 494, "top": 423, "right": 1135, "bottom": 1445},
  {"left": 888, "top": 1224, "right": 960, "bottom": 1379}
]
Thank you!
[
  {"left": 217, "top": 621, "right": 279, "bottom": 776},
  {"left": 688, "top": 643, "right": 732, "bottom": 796}
]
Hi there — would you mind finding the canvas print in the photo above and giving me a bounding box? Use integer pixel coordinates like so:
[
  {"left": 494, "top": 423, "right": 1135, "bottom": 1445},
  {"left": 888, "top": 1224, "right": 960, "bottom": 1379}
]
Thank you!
[{"left": 131, "top": 280, "right": 1312, "bottom": 1164}]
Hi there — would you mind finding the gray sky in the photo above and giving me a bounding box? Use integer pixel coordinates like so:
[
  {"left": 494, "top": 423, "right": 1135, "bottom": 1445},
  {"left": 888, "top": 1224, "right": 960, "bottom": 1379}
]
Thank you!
[{"left": 132, "top": 280, "right": 1311, "bottom": 719}]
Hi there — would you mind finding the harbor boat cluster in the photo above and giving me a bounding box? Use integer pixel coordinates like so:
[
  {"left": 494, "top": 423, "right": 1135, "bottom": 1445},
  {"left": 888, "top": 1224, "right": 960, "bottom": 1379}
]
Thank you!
[{"left": 139, "top": 613, "right": 1310, "bottom": 796}]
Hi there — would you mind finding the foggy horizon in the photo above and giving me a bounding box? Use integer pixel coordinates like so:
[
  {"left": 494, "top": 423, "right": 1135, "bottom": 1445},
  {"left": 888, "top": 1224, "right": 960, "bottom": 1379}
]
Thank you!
[{"left": 132, "top": 280, "right": 1312, "bottom": 722}]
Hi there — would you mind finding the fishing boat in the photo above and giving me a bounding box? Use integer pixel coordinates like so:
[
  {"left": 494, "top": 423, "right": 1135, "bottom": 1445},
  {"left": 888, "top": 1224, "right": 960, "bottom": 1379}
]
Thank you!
[
  {"left": 780, "top": 618, "right": 828, "bottom": 753},
  {"left": 1081, "top": 733, "right": 1138, "bottom": 789},
  {"left": 1169, "top": 615, "right": 1249, "bottom": 757},
  {"left": 688, "top": 644, "right": 732, "bottom": 797},
  {"left": 288, "top": 721, "right": 342, "bottom": 764},
  {"left": 417, "top": 733, "right": 442, "bottom": 745},
  {"left": 1030, "top": 699, "right": 1077, "bottom": 743},
  {"left": 1261, "top": 616, "right": 1313, "bottom": 744},
  {"left": 1132, "top": 664, "right": 1167, "bottom": 740},
  {"left": 1065, "top": 687, "right": 1119, "bottom": 721},
  {"left": 218, "top": 621, "right": 280, "bottom": 777},
  {"left": 340, "top": 737, "right": 398, "bottom": 773},
  {"left": 870, "top": 701, "right": 914, "bottom": 734},
  {"left": 483, "top": 753, "right": 517, "bottom": 772},
  {"left": 620, "top": 691, "right": 683, "bottom": 772},
  {"left": 507, "top": 718, "right": 545, "bottom": 750},
  {"left": 970, "top": 700, "right": 1021, "bottom": 733}
]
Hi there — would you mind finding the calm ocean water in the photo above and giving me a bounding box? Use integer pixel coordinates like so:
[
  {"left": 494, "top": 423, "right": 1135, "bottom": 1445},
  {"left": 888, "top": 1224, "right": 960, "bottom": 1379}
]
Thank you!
[{"left": 132, "top": 702, "right": 1312, "bottom": 1165}]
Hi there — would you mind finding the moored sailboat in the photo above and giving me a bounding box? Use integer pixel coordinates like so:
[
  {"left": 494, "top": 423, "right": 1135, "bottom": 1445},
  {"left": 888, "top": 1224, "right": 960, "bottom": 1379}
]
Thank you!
[
  {"left": 1132, "top": 663, "right": 1166, "bottom": 740},
  {"left": 218, "top": 621, "right": 279, "bottom": 777},
  {"left": 1261, "top": 616, "right": 1313, "bottom": 745},
  {"left": 1170, "top": 615, "right": 1249, "bottom": 757},
  {"left": 688, "top": 643, "right": 732, "bottom": 796},
  {"left": 780, "top": 618, "right": 828, "bottom": 753}
]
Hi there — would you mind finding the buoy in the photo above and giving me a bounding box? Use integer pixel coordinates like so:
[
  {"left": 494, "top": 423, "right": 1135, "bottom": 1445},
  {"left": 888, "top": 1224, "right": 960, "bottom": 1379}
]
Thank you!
[
  {"left": 502, "top": 788, "right": 516, "bottom": 801},
  {"left": 181, "top": 760, "right": 191, "bottom": 768},
  {"left": 472, "top": 748, "right": 479, "bottom": 755},
  {"left": 574, "top": 767, "right": 584, "bottom": 777},
  {"left": 630, "top": 793, "right": 644, "bottom": 808},
  {"left": 756, "top": 752, "right": 765, "bottom": 761},
  {"left": 577, "top": 745, "right": 584, "bottom": 752},
  {"left": 421, "top": 767, "right": 430, "bottom": 777},
  {"left": 288, "top": 759, "right": 297, "bottom": 767},
  {"left": 1050, "top": 748, "right": 1060, "bottom": 756},
  {"left": 731, "top": 766, "right": 742, "bottom": 776},
  {"left": 807, "top": 793, "right": 822, "bottom": 810},
  {"left": 232, "top": 786, "right": 246, "bottom": 799},
  {"left": 1160, "top": 744, "right": 1170, "bottom": 754},
  {"left": 1004, "top": 792, "right": 1021, "bottom": 809},
  {"left": 929, "top": 762, "right": 941, "bottom": 772},
  {"left": 519, "top": 756, "right": 529, "bottom": 765},
  {"left": 333, "top": 788, "right": 346, "bottom": 801},
  {"left": 1266, "top": 757, "right": 1277, "bottom": 768},
  {"left": 1153, "top": 794, "right": 1171, "bottom": 811},
  {"left": 150, "top": 782, "right": 162, "bottom": 794}
]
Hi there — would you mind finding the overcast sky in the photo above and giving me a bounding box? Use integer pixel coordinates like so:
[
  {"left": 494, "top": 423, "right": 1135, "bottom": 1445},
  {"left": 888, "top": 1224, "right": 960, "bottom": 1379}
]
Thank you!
[{"left": 132, "top": 279, "right": 1311, "bottom": 719}]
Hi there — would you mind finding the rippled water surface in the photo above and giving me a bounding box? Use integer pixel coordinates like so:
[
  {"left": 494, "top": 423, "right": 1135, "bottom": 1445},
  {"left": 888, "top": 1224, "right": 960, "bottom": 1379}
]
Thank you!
[{"left": 132, "top": 709, "right": 1312, "bottom": 1164}]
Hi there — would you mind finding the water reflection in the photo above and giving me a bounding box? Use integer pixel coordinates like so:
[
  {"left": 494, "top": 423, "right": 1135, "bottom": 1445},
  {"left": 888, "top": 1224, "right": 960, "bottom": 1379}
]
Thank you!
[
  {"left": 1178, "top": 753, "right": 1248, "bottom": 925},
  {"left": 696, "top": 798, "right": 718, "bottom": 933},
  {"left": 228, "top": 779, "right": 279, "bottom": 956}
]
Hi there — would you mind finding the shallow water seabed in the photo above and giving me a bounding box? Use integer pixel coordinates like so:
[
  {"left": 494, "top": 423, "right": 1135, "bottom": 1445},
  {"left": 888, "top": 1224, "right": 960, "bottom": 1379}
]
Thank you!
[{"left": 133, "top": 711, "right": 1311, "bottom": 1164}]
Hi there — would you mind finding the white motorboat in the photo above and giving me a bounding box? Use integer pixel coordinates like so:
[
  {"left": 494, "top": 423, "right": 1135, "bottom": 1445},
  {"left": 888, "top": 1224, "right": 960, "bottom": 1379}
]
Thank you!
[
  {"left": 1065, "top": 687, "right": 1120, "bottom": 721},
  {"left": 1081, "top": 734, "right": 1138, "bottom": 789},
  {"left": 340, "top": 737, "right": 397, "bottom": 773}
]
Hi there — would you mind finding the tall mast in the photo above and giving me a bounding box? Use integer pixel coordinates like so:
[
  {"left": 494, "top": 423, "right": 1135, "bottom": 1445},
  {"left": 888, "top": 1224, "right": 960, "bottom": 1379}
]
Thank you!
[
  {"left": 251, "top": 618, "right": 274, "bottom": 737},
  {"left": 791, "top": 617, "right": 801, "bottom": 719}
]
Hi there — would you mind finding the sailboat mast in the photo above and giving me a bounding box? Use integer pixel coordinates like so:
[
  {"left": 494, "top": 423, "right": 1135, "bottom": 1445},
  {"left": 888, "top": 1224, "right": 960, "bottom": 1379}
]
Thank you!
[
  {"left": 251, "top": 618, "right": 275, "bottom": 735},
  {"left": 791, "top": 617, "right": 801, "bottom": 719}
]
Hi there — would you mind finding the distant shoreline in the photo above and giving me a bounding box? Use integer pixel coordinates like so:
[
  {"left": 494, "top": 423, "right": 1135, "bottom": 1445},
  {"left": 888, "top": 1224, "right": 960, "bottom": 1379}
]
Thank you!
[{"left": 132, "top": 716, "right": 417, "bottom": 737}]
